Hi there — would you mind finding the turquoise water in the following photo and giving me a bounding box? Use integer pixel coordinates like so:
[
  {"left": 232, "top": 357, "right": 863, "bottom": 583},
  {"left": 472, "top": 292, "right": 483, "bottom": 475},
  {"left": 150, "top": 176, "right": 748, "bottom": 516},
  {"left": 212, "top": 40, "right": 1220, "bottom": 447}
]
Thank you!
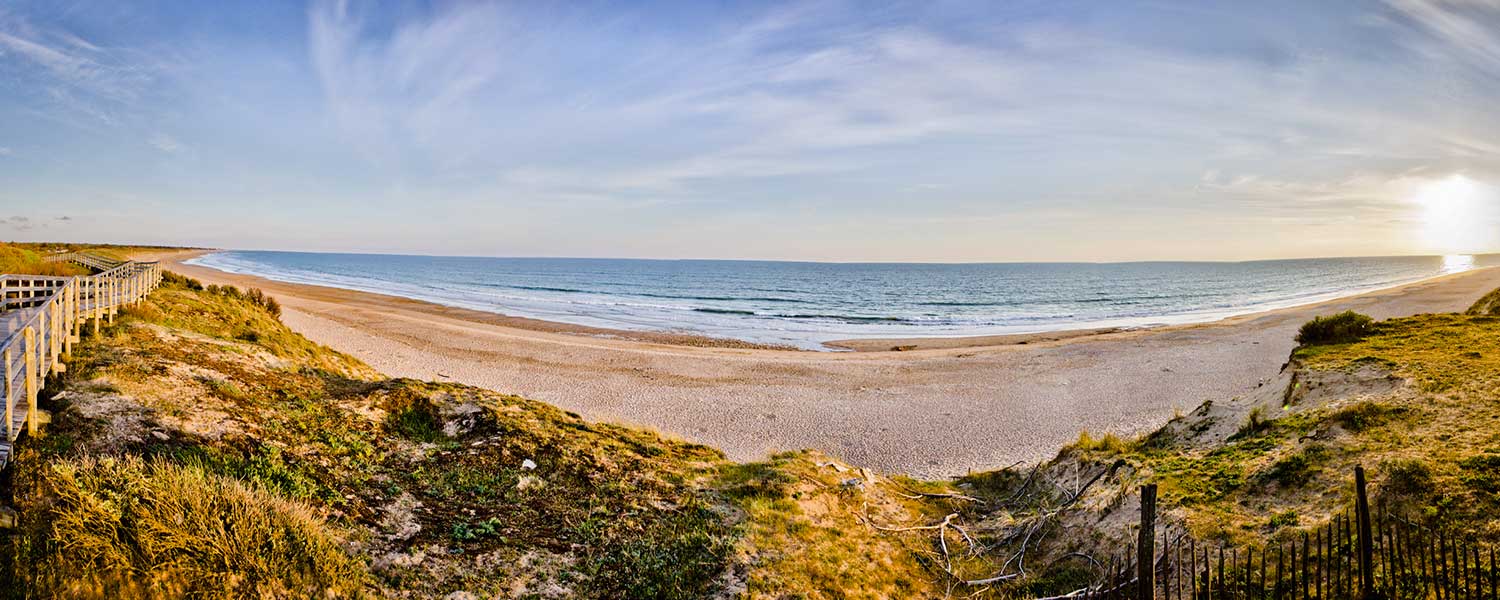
[{"left": 188, "top": 251, "right": 1496, "bottom": 349}]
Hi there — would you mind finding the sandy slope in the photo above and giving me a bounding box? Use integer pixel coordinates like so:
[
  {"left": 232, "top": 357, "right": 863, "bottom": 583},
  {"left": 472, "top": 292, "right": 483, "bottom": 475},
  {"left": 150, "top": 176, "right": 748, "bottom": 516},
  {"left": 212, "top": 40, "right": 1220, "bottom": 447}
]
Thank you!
[{"left": 151, "top": 250, "right": 1500, "bottom": 477}]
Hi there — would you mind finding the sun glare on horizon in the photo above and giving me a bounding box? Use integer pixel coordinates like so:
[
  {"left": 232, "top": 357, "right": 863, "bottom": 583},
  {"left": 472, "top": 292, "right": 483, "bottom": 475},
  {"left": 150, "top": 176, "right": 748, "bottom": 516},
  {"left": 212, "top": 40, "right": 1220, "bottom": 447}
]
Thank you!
[{"left": 1414, "top": 175, "right": 1500, "bottom": 255}]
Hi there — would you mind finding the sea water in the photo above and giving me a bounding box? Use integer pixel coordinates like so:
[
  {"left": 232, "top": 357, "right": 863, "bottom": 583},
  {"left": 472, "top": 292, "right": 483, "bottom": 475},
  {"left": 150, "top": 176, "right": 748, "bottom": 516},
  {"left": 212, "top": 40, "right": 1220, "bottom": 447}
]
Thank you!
[{"left": 187, "top": 251, "right": 1497, "bottom": 350}]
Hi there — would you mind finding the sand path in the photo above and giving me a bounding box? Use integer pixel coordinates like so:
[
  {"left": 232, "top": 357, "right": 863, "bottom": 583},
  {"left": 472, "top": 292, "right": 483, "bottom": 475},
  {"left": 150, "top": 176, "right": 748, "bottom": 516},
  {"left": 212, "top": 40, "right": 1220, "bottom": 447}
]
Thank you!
[{"left": 156, "top": 252, "right": 1500, "bottom": 478}]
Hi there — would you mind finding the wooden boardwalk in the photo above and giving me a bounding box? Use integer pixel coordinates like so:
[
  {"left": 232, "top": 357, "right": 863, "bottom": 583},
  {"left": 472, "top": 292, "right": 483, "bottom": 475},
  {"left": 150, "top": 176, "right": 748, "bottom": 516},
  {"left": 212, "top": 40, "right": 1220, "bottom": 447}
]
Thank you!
[{"left": 0, "top": 253, "right": 162, "bottom": 467}]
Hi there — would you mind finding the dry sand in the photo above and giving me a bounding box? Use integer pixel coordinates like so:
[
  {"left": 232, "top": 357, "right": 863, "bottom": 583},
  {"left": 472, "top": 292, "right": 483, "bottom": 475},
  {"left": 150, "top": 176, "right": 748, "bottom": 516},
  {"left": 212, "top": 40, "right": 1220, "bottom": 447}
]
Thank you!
[{"left": 154, "top": 250, "right": 1500, "bottom": 478}]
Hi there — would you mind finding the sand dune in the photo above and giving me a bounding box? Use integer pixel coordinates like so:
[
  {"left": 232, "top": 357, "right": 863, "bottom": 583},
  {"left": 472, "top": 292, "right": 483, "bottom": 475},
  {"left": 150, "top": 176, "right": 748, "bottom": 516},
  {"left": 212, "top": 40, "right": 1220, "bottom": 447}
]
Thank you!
[{"left": 155, "top": 250, "right": 1500, "bottom": 477}]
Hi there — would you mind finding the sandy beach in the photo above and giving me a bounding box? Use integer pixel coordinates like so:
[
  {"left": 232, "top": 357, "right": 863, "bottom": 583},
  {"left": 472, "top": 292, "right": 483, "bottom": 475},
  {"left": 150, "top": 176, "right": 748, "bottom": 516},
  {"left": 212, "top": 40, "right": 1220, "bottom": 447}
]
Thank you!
[{"left": 155, "top": 250, "right": 1500, "bottom": 478}]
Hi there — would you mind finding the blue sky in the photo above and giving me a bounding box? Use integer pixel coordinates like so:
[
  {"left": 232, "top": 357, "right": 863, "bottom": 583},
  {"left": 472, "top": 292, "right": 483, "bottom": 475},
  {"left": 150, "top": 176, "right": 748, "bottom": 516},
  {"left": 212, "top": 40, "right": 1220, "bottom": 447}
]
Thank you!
[{"left": 2, "top": 0, "right": 1500, "bottom": 261}]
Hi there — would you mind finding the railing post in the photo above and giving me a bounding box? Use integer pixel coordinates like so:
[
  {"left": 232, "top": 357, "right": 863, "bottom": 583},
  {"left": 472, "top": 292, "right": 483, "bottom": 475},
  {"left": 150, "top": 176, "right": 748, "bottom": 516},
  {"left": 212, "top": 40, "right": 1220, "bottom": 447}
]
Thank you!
[
  {"left": 23, "top": 327, "right": 37, "bottom": 436},
  {"left": 1356, "top": 466, "right": 1375, "bottom": 599},
  {"left": 1140, "top": 483, "right": 1157, "bottom": 600},
  {"left": 3, "top": 347, "right": 12, "bottom": 441},
  {"left": 50, "top": 300, "right": 61, "bottom": 373}
]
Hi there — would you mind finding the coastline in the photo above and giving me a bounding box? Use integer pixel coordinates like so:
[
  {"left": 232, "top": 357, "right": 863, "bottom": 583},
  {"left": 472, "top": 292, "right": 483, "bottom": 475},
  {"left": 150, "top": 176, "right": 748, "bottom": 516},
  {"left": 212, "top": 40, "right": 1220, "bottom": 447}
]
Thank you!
[
  {"left": 168, "top": 249, "right": 1489, "bottom": 353},
  {"left": 146, "top": 249, "right": 1500, "bottom": 477}
]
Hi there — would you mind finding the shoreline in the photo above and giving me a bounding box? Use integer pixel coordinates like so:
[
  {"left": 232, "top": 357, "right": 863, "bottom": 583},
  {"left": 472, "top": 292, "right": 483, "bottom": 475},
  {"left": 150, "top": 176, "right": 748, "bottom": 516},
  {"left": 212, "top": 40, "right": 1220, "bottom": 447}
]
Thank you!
[
  {"left": 143, "top": 249, "right": 1500, "bottom": 477},
  {"left": 172, "top": 249, "right": 1487, "bottom": 353}
]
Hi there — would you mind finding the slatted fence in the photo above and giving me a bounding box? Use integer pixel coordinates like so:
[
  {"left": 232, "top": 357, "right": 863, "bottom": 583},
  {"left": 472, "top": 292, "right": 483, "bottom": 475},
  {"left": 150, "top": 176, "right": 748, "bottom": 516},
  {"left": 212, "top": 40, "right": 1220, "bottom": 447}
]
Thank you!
[{"left": 1076, "top": 467, "right": 1496, "bottom": 600}]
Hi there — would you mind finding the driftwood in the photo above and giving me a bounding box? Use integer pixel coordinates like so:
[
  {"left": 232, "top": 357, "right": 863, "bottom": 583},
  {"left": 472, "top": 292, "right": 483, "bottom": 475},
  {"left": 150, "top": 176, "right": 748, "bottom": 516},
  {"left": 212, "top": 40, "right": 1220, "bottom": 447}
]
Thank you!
[{"left": 864, "top": 459, "right": 1127, "bottom": 592}]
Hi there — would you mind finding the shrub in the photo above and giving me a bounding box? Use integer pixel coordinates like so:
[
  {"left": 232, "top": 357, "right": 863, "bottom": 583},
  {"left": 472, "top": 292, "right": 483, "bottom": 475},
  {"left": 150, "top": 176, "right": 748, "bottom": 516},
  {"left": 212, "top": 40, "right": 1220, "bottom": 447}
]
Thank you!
[
  {"left": 1458, "top": 451, "right": 1500, "bottom": 499},
  {"left": 1381, "top": 458, "right": 1433, "bottom": 497},
  {"left": 1330, "top": 401, "right": 1404, "bottom": 432},
  {"left": 1296, "top": 311, "right": 1374, "bottom": 346},
  {"left": 162, "top": 271, "right": 204, "bottom": 290},
  {"left": 1260, "top": 445, "right": 1328, "bottom": 486}
]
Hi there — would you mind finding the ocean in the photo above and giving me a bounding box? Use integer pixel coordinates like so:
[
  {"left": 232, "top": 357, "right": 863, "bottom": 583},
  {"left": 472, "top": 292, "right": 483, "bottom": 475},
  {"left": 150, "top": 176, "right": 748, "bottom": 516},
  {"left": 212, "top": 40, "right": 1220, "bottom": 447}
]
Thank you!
[{"left": 187, "top": 251, "right": 1497, "bottom": 350}]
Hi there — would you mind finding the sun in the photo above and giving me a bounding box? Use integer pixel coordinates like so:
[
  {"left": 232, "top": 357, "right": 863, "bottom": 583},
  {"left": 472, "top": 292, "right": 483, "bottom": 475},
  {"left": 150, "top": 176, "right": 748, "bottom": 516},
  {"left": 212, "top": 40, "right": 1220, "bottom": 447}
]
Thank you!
[{"left": 1413, "top": 175, "right": 1500, "bottom": 255}]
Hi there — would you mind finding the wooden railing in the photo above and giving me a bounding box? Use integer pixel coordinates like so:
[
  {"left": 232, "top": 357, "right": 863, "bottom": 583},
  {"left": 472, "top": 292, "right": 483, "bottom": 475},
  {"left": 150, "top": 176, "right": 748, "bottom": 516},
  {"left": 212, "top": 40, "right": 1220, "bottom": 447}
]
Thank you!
[{"left": 0, "top": 253, "right": 162, "bottom": 467}]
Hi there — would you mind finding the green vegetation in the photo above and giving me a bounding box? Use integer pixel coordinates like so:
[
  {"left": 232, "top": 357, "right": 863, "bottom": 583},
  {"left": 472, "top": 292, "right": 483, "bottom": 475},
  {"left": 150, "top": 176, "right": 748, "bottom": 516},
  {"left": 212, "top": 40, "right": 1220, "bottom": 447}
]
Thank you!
[
  {"left": 10, "top": 266, "right": 1500, "bottom": 597},
  {"left": 1295, "top": 310, "right": 1374, "bottom": 346},
  {"left": 0, "top": 242, "right": 88, "bottom": 276}
]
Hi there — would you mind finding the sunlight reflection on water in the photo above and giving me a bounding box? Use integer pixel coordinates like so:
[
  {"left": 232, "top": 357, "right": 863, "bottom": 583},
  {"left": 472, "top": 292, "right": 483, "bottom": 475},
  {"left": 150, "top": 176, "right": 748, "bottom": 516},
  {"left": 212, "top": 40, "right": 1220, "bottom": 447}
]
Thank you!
[{"left": 1442, "top": 254, "right": 1475, "bottom": 274}]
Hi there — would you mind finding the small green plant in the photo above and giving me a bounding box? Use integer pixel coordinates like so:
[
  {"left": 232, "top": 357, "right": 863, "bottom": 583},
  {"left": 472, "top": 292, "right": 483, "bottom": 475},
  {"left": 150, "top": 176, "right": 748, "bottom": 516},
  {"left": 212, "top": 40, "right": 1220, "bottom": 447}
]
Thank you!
[
  {"left": 1295, "top": 311, "right": 1374, "bottom": 346},
  {"left": 451, "top": 517, "right": 505, "bottom": 541},
  {"left": 1268, "top": 510, "right": 1299, "bottom": 529}
]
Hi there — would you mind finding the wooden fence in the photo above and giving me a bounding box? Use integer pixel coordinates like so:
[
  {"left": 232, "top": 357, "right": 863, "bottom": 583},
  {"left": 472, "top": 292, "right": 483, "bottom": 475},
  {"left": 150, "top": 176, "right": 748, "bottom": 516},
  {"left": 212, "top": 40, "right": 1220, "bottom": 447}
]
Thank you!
[
  {"left": 0, "top": 253, "right": 162, "bottom": 467},
  {"left": 1080, "top": 467, "right": 1496, "bottom": 600}
]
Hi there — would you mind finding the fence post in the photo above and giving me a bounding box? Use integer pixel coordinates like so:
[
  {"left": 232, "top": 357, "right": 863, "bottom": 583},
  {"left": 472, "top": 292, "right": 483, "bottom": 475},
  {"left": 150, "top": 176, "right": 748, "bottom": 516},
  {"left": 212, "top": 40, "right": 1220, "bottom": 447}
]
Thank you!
[
  {"left": 1356, "top": 465, "right": 1375, "bottom": 599},
  {"left": 1139, "top": 483, "right": 1157, "bottom": 600}
]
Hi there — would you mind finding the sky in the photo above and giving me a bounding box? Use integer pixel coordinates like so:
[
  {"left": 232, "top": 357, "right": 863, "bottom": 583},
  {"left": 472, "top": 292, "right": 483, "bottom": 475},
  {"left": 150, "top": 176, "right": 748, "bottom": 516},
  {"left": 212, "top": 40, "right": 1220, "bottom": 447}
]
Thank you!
[{"left": 2, "top": 0, "right": 1500, "bottom": 262}]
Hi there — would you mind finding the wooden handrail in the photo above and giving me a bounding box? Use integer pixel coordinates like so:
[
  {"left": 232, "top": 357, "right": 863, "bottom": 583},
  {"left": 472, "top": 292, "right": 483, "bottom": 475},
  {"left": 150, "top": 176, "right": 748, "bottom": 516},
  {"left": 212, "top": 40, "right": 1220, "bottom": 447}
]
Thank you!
[{"left": 0, "top": 253, "right": 162, "bottom": 465}]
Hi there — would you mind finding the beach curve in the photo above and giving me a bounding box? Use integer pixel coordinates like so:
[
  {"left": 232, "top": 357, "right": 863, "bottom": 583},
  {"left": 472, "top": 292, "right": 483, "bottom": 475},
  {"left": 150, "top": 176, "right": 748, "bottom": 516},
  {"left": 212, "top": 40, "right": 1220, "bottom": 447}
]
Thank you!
[{"left": 151, "top": 249, "right": 1500, "bottom": 477}]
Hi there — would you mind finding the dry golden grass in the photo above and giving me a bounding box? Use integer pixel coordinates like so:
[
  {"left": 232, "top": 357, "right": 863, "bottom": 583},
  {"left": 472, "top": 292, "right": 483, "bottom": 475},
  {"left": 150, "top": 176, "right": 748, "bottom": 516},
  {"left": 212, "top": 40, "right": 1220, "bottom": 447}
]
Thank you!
[{"left": 15, "top": 455, "right": 368, "bottom": 599}]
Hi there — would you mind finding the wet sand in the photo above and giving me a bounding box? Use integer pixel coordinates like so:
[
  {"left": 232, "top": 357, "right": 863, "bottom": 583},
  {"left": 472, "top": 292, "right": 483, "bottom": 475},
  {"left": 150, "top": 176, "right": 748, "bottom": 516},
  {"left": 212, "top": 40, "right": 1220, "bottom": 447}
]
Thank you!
[{"left": 153, "top": 250, "right": 1500, "bottom": 478}]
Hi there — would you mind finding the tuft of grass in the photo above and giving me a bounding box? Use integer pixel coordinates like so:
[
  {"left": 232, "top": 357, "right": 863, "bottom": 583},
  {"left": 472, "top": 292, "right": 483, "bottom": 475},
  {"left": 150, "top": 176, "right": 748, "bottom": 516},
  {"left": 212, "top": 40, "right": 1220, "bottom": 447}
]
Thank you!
[
  {"left": 1329, "top": 401, "right": 1404, "bottom": 433},
  {"left": 718, "top": 460, "right": 799, "bottom": 501},
  {"left": 385, "top": 394, "right": 446, "bottom": 443},
  {"left": 1232, "top": 406, "right": 1274, "bottom": 439},
  {"left": 1267, "top": 510, "right": 1299, "bottom": 529},
  {"left": 1296, "top": 310, "right": 1374, "bottom": 346},
  {"left": 1069, "top": 430, "right": 1130, "bottom": 455},
  {"left": 15, "top": 455, "right": 367, "bottom": 598}
]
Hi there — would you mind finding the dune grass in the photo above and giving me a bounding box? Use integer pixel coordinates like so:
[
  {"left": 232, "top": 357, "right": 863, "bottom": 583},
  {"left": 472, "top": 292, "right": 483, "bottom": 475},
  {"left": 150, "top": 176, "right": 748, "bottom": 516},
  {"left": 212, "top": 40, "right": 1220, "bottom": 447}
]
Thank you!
[
  {"left": 1469, "top": 286, "right": 1500, "bottom": 316},
  {"left": 10, "top": 455, "right": 368, "bottom": 599}
]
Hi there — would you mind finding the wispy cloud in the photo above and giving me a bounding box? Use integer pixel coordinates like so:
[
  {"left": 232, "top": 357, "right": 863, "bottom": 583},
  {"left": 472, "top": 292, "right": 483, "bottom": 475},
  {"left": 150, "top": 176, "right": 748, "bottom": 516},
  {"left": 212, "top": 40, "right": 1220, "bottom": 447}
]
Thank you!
[
  {"left": 0, "top": 9, "right": 167, "bottom": 128},
  {"left": 1387, "top": 0, "right": 1500, "bottom": 73},
  {"left": 148, "top": 132, "right": 181, "bottom": 154}
]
